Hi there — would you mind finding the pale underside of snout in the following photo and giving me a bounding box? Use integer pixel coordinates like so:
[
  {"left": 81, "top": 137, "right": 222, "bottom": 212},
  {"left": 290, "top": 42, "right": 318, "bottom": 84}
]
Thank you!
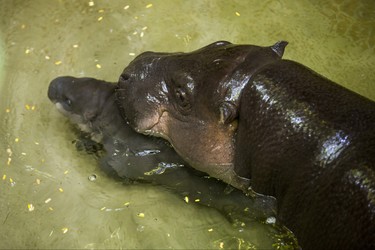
[
  {"left": 142, "top": 108, "right": 252, "bottom": 192},
  {"left": 55, "top": 102, "right": 103, "bottom": 143}
]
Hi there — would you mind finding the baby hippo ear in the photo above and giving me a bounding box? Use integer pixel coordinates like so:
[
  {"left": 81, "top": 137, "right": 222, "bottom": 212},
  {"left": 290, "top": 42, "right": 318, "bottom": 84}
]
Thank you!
[{"left": 219, "top": 102, "right": 238, "bottom": 125}]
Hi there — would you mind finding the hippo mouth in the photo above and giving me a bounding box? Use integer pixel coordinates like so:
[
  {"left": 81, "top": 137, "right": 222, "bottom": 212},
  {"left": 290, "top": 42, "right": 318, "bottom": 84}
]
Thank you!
[{"left": 141, "top": 110, "right": 171, "bottom": 141}]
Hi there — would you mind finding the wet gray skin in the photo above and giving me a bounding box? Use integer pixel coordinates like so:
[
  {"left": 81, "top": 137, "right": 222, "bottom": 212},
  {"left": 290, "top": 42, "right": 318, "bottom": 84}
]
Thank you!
[
  {"left": 47, "top": 76, "right": 277, "bottom": 222},
  {"left": 116, "top": 41, "right": 375, "bottom": 249}
]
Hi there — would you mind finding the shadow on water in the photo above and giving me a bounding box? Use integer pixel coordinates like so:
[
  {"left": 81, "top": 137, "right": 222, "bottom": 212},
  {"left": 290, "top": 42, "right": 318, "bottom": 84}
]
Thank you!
[{"left": 0, "top": 0, "right": 374, "bottom": 249}]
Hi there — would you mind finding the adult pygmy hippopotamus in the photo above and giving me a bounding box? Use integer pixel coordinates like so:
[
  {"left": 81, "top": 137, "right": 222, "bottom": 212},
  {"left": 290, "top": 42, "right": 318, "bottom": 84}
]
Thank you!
[
  {"left": 47, "top": 76, "right": 279, "bottom": 224},
  {"left": 116, "top": 41, "right": 375, "bottom": 249}
]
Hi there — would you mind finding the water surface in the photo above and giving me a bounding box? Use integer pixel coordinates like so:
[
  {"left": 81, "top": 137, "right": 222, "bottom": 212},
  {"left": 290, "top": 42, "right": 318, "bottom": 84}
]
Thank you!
[{"left": 0, "top": 0, "right": 374, "bottom": 249}]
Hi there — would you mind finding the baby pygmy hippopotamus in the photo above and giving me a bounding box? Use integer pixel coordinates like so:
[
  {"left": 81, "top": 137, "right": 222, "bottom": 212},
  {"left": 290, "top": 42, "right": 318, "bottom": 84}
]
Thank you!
[{"left": 47, "top": 76, "right": 277, "bottom": 222}]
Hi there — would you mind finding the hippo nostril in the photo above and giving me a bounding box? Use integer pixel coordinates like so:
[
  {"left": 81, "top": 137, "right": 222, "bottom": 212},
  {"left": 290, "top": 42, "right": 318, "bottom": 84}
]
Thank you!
[{"left": 119, "top": 74, "right": 130, "bottom": 82}]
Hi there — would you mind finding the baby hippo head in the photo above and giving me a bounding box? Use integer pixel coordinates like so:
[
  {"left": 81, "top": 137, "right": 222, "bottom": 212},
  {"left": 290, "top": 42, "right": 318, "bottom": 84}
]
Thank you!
[{"left": 48, "top": 76, "right": 115, "bottom": 133}]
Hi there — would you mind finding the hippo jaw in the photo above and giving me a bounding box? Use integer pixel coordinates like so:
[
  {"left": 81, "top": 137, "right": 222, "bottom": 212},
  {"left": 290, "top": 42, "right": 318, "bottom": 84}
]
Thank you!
[
  {"left": 148, "top": 108, "right": 235, "bottom": 161},
  {"left": 146, "top": 107, "right": 245, "bottom": 188}
]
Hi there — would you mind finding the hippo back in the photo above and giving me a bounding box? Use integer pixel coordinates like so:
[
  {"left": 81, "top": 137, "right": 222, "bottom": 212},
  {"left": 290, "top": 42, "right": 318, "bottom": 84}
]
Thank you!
[{"left": 236, "top": 59, "right": 375, "bottom": 249}]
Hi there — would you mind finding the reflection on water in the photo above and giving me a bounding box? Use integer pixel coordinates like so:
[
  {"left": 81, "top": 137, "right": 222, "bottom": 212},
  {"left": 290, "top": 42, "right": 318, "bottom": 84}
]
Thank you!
[{"left": 0, "top": 0, "right": 374, "bottom": 249}]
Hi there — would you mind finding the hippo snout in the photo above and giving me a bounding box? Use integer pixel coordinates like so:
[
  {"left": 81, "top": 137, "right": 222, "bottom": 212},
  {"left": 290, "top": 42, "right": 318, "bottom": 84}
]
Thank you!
[
  {"left": 48, "top": 76, "right": 75, "bottom": 102},
  {"left": 48, "top": 77, "right": 63, "bottom": 102},
  {"left": 118, "top": 73, "right": 130, "bottom": 85}
]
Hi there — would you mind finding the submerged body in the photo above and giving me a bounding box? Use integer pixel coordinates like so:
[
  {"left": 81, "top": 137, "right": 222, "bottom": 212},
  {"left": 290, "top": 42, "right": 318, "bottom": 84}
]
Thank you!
[
  {"left": 116, "top": 41, "right": 375, "bottom": 249},
  {"left": 47, "top": 76, "right": 276, "bottom": 222}
]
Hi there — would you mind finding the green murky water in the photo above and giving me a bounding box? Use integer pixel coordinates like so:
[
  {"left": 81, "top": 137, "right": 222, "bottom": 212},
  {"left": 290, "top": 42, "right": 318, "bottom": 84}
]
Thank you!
[{"left": 0, "top": 0, "right": 374, "bottom": 249}]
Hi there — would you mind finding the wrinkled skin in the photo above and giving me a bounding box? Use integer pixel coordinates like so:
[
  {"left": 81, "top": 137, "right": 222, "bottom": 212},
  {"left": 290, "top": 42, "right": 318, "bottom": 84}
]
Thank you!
[
  {"left": 47, "top": 76, "right": 277, "bottom": 222},
  {"left": 116, "top": 41, "right": 375, "bottom": 249}
]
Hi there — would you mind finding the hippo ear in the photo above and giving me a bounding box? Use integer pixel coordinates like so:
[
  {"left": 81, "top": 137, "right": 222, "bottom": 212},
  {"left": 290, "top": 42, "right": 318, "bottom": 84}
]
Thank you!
[
  {"left": 271, "top": 41, "right": 288, "bottom": 58},
  {"left": 219, "top": 102, "right": 238, "bottom": 125}
]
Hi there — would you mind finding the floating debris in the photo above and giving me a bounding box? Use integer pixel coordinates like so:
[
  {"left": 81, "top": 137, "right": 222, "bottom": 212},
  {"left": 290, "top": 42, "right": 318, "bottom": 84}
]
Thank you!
[
  {"left": 124, "top": 202, "right": 130, "bottom": 206},
  {"left": 64, "top": 170, "right": 69, "bottom": 175},
  {"left": 45, "top": 55, "right": 50, "bottom": 60},
  {"left": 137, "top": 212, "right": 145, "bottom": 218},
  {"left": 58, "top": 188, "right": 64, "bottom": 193},
  {"left": 88, "top": 174, "right": 97, "bottom": 181},
  {"left": 137, "top": 225, "right": 145, "bottom": 232},
  {"left": 194, "top": 199, "right": 200, "bottom": 202},
  {"left": 96, "top": 64, "right": 101, "bottom": 69},
  {"left": 73, "top": 44, "right": 79, "bottom": 48},
  {"left": 208, "top": 228, "right": 213, "bottom": 232},
  {"left": 55, "top": 61, "right": 62, "bottom": 65},
  {"left": 61, "top": 227, "right": 68, "bottom": 234},
  {"left": 36, "top": 179, "right": 41, "bottom": 185},
  {"left": 45, "top": 198, "right": 52, "bottom": 203},
  {"left": 7, "top": 158, "right": 11, "bottom": 165},
  {"left": 129, "top": 53, "right": 136, "bottom": 56},
  {"left": 184, "top": 196, "right": 189, "bottom": 203},
  {"left": 146, "top": 3, "right": 153, "bottom": 8},
  {"left": 98, "top": 9, "right": 104, "bottom": 13},
  {"left": 10, "top": 178, "right": 15, "bottom": 187},
  {"left": 2, "top": 175, "right": 6, "bottom": 180},
  {"left": 124, "top": 5, "right": 129, "bottom": 10},
  {"left": 98, "top": 16, "right": 103, "bottom": 22},
  {"left": 48, "top": 207, "right": 53, "bottom": 211},
  {"left": 142, "top": 26, "right": 148, "bottom": 30},
  {"left": 5, "top": 108, "right": 10, "bottom": 113},
  {"left": 219, "top": 242, "right": 224, "bottom": 249},
  {"left": 15, "top": 138, "right": 19, "bottom": 143},
  {"left": 266, "top": 216, "right": 276, "bottom": 224},
  {"left": 88, "top": 1, "right": 94, "bottom": 7},
  {"left": 28, "top": 203, "right": 35, "bottom": 212},
  {"left": 100, "top": 207, "right": 106, "bottom": 211},
  {"left": 235, "top": 11, "right": 241, "bottom": 16},
  {"left": 29, "top": 168, "right": 56, "bottom": 181}
]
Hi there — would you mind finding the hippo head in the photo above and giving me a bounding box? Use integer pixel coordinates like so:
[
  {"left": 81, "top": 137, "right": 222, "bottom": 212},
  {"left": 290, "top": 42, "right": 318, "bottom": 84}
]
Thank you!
[
  {"left": 116, "top": 41, "right": 287, "bottom": 182},
  {"left": 48, "top": 76, "right": 115, "bottom": 136}
]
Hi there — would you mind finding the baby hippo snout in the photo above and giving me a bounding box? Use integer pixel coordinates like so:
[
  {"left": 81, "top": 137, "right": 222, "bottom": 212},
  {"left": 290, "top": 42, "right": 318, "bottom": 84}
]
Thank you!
[{"left": 47, "top": 76, "right": 76, "bottom": 103}]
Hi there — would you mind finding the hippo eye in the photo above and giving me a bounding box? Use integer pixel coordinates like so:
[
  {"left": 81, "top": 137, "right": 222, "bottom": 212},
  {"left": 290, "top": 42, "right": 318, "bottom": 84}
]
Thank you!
[
  {"left": 62, "top": 97, "right": 72, "bottom": 110},
  {"left": 65, "top": 98, "right": 72, "bottom": 106},
  {"left": 175, "top": 88, "right": 191, "bottom": 111}
]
